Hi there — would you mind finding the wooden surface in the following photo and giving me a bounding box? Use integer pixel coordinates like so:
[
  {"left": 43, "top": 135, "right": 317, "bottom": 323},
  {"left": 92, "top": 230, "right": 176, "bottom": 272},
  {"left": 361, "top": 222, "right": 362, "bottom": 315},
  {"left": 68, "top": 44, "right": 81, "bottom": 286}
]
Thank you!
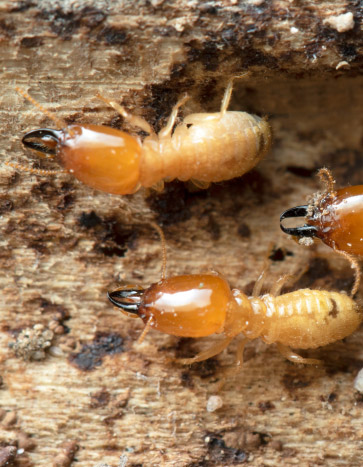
[{"left": 0, "top": 1, "right": 362, "bottom": 466}]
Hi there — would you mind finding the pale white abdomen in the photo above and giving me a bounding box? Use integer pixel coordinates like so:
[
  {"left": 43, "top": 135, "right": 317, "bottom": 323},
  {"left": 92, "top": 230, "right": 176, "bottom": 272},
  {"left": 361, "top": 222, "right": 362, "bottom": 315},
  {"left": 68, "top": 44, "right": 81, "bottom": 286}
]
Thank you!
[
  {"left": 140, "top": 111, "right": 271, "bottom": 187},
  {"left": 248, "top": 289, "right": 361, "bottom": 349}
]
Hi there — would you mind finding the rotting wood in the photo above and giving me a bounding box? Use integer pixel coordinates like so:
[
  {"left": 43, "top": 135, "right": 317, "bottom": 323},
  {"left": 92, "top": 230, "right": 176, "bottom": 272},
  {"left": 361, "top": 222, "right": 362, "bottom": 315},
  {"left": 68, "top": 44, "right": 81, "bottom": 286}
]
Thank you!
[{"left": 0, "top": 1, "right": 362, "bottom": 466}]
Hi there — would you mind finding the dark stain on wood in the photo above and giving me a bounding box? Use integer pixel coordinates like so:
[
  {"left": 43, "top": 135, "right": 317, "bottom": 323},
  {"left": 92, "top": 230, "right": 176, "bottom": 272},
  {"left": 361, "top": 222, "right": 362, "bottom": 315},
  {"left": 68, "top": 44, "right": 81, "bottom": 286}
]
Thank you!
[{"left": 69, "top": 332, "right": 124, "bottom": 371}]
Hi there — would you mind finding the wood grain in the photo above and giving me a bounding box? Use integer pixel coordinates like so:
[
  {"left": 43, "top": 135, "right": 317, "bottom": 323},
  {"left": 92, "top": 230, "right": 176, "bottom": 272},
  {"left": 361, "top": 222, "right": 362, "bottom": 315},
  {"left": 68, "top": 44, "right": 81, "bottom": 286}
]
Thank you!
[{"left": 0, "top": 1, "right": 362, "bottom": 466}]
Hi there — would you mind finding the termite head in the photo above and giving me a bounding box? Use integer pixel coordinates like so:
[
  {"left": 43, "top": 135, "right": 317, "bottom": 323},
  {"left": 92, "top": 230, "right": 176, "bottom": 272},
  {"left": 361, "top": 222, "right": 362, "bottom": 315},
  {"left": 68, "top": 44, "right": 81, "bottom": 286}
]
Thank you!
[
  {"left": 108, "top": 285, "right": 146, "bottom": 319},
  {"left": 21, "top": 124, "right": 142, "bottom": 194},
  {"left": 17, "top": 87, "right": 143, "bottom": 194}
]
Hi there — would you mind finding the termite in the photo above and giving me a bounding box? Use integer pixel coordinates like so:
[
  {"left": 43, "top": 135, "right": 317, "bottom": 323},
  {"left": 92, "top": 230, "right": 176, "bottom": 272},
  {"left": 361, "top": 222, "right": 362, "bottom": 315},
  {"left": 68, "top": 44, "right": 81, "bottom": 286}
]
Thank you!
[
  {"left": 108, "top": 225, "right": 361, "bottom": 368},
  {"left": 12, "top": 75, "right": 271, "bottom": 194},
  {"left": 280, "top": 168, "right": 362, "bottom": 295}
]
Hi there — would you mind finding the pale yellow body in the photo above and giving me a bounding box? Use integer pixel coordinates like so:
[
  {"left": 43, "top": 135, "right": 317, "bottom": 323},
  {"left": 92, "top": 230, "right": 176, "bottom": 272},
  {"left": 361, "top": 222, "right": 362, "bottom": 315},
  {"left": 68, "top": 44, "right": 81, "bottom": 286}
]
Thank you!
[
  {"left": 140, "top": 111, "right": 271, "bottom": 187},
  {"left": 177, "top": 285, "right": 361, "bottom": 367},
  {"left": 245, "top": 289, "right": 361, "bottom": 349},
  {"left": 101, "top": 77, "right": 271, "bottom": 190}
]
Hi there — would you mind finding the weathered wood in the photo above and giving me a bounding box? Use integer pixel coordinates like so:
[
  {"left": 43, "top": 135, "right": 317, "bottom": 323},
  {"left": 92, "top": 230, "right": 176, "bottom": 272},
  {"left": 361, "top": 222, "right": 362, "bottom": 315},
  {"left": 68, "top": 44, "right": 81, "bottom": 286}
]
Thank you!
[{"left": 0, "top": 1, "right": 362, "bottom": 466}]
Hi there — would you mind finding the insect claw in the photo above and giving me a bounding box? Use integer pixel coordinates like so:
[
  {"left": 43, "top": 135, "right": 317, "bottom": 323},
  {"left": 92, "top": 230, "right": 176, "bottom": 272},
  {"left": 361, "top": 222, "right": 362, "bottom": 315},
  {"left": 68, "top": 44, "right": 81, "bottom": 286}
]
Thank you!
[
  {"left": 280, "top": 205, "right": 309, "bottom": 219},
  {"left": 280, "top": 205, "right": 319, "bottom": 238},
  {"left": 107, "top": 288, "right": 144, "bottom": 314},
  {"left": 280, "top": 223, "right": 319, "bottom": 238},
  {"left": 22, "top": 128, "right": 62, "bottom": 155},
  {"left": 107, "top": 290, "right": 122, "bottom": 307}
]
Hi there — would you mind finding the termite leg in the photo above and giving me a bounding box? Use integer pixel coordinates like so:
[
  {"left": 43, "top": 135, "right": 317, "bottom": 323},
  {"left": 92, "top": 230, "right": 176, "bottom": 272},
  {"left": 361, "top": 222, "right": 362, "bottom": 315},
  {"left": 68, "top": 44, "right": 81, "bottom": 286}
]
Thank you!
[
  {"left": 188, "top": 179, "right": 211, "bottom": 190},
  {"left": 270, "top": 263, "right": 310, "bottom": 297},
  {"left": 253, "top": 263, "right": 269, "bottom": 296},
  {"left": 150, "top": 222, "right": 167, "bottom": 281},
  {"left": 220, "top": 79, "right": 233, "bottom": 116},
  {"left": 270, "top": 274, "right": 295, "bottom": 297},
  {"left": 235, "top": 337, "right": 248, "bottom": 369},
  {"left": 158, "top": 94, "right": 189, "bottom": 139},
  {"left": 252, "top": 257, "right": 271, "bottom": 297},
  {"left": 277, "top": 343, "right": 322, "bottom": 366},
  {"left": 175, "top": 336, "right": 234, "bottom": 365},
  {"left": 96, "top": 93, "right": 156, "bottom": 137},
  {"left": 150, "top": 179, "right": 165, "bottom": 192},
  {"left": 253, "top": 242, "right": 282, "bottom": 297},
  {"left": 215, "top": 337, "right": 248, "bottom": 391}
]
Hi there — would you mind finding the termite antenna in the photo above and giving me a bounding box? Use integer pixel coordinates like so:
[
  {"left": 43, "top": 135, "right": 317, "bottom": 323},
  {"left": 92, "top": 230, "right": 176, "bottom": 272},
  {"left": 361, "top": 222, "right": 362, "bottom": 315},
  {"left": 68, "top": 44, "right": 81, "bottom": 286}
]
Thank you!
[
  {"left": 137, "top": 317, "right": 154, "bottom": 344},
  {"left": 16, "top": 87, "right": 66, "bottom": 129},
  {"left": 334, "top": 249, "right": 361, "bottom": 297},
  {"left": 150, "top": 222, "right": 167, "bottom": 280},
  {"left": 96, "top": 92, "right": 156, "bottom": 136},
  {"left": 317, "top": 167, "right": 337, "bottom": 198},
  {"left": 5, "top": 161, "right": 64, "bottom": 176}
]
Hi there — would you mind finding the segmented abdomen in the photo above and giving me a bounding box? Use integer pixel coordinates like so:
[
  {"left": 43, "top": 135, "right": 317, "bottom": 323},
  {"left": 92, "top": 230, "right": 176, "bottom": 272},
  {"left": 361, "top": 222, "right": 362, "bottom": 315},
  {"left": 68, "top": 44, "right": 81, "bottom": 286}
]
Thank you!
[
  {"left": 140, "top": 111, "right": 271, "bottom": 187},
  {"left": 258, "top": 289, "right": 361, "bottom": 349}
]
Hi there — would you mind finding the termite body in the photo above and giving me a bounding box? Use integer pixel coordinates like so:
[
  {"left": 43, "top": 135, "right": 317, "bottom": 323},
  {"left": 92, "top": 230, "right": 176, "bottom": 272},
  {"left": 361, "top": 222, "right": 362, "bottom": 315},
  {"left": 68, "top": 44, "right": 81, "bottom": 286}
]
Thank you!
[
  {"left": 108, "top": 227, "right": 361, "bottom": 366},
  {"left": 15, "top": 77, "right": 271, "bottom": 195}
]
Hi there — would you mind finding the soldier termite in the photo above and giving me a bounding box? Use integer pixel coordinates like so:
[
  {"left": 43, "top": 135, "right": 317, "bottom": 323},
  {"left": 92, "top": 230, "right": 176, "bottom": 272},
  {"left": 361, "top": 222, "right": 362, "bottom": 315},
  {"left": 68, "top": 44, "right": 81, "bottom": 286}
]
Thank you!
[
  {"left": 12, "top": 76, "right": 271, "bottom": 194},
  {"left": 108, "top": 224, "right": 361, "bottom": 369}
]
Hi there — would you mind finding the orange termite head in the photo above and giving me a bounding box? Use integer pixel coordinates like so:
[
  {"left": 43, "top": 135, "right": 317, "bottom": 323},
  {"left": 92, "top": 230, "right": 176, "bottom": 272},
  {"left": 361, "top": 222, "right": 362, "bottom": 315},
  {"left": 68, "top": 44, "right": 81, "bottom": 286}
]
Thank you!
[
  {"left": 22, "top": 125, "right": 142, "bottom": 195},
  {"left": 108, "top": 274, "right": 233, "bottom": 338}
]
